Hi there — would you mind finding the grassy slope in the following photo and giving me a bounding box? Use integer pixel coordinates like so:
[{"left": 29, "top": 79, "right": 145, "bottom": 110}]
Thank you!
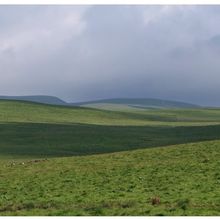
[
  {"left": 1, "top": 123, "right": 220, "bottom": 158},
  {"left": 1, "top": 100, "right": 220, "bottom": 158},
  {"left": 1, "top": 100, "right": 220, "bottom": 216},
  {"left": 1, "top": 140, "right": 220, "bottom": 216},
  {"left": 81, "top": 103, "right": 220, "bottom": 123},
  {"left": 0, "top": 96, "right": 67, "bottom": 105},
  {"left": 74, "top": 98, "right": 199, "bottom": 108},
  {"left": 0, "top": 100, "right": 220, "bottom": 126}
]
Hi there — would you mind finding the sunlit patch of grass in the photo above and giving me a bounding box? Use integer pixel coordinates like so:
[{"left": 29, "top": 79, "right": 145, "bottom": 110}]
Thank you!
[{"left": 1, "top": 140, "right": 220, "bottom": 215}]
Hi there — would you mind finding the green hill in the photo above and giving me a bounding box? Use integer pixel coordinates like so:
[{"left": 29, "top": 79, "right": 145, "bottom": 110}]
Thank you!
[
  {"left": 0, "top": 100, "right": 215, "bottom": 126},
  {"left": 0, "top": 96, "right": 200, "bottom": 109},
  {"left": 0, "top": 95, "right": 67, "bottom": 105},
  {"left": 74, "top": 98, "right": 200, "bottom": 109},
  {"left": 1, "top": 140, "right": 220, "bottom": 215},
  {"left": 1, "top": 100, "right": 220, "bottom": 215},
  {"left": 0, "top": 100, "right": 220, "bottom": 158}
]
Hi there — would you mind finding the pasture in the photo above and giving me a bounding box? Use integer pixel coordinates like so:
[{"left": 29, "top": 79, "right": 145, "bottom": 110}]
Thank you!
[
  {"left": 0, "top": 100, "right": 220, "bottom": 215},
  {"left": 1, "top": 140, "right": 220, "bottom": 215}
]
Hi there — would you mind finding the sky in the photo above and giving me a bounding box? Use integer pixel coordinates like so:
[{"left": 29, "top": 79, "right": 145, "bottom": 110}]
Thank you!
[{"left": 0, "top": 5, "right": 220, "bottom": 106}]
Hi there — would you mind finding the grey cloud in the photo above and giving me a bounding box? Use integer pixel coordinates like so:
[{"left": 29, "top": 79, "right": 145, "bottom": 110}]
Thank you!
[{"left": 0, "top": 5, "right": 220, "bottom": 106}]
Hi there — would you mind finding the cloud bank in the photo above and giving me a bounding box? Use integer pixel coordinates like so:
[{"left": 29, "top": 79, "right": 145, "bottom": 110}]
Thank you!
[{"left": 1, "top": 5, "right": 220, "bottom": 106}]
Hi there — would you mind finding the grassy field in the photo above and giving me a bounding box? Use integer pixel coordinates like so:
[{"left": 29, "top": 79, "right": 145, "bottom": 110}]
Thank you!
[
  {"left": 1, "top": 100, "right": 220, "bottom": 126},
  {"left": 1, "top": 100, "right": 220, "bottom": 215},
  {"left": 1, "top": 122, "right": 220, "bottom": 158},
  {"left": 0, "top": 100, "right": 220, "bottom": 158},
  {"left": 1, "top": 140, "right": 220, "bottom": 215}
]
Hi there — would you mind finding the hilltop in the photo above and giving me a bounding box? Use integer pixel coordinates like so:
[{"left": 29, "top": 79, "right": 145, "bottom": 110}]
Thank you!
[
  {"left": 0, "top": 95, "right": 200, "bottom": 109},
  {"left": 73, "top": 98, "right": 200, "bottom": 109},
  {"left": 0, "top": 95, "right": 67, "bottom": 106}
]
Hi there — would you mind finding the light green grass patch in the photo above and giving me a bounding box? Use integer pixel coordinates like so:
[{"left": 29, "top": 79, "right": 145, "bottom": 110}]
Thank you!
[{"left": 1, "top": 140, "right": 220, "bottom": 215}]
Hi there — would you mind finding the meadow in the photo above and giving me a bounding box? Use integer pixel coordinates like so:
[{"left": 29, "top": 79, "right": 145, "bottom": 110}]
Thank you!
[
  {"left": 1, "top": 100, "right": 220, "bottom": 215},
  {"left": 1, "top": 140, "right": 220, "bottom": 215}
]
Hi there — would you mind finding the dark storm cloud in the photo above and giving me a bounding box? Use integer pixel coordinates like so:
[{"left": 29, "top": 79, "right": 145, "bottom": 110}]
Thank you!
[{"left": 1, "top": 5, "right": 220, "bottom": 106}]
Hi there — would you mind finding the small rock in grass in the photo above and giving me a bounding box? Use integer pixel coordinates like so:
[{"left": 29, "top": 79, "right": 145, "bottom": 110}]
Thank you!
[{"left": 151, "top": 196, "right": 161, "bottom": 205}]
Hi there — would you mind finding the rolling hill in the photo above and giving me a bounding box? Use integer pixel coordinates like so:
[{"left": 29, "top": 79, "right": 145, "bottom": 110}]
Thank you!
[
  {"left": 0, "top": 100, "right": 219, "bottom": 158},
  {"left": 73, "top": 98, "right": 200, "bottom": 109},
  {"left": 0, "top": 99, "right": 220, "bottom": 215},
  {"left": 0, "top": 95, "right": 200, "bottom": 109},
  {"left": 0, "top": 95, "right": 67, "bottom": 106}
]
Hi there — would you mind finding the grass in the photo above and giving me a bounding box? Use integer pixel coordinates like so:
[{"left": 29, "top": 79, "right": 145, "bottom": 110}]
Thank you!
[
  {"left": 1, "top": 140, "right": 220, "bottom": 215},
  {"left": 1, "top": 100, "right": 220, "bottom": 158},
  {"left": 1, "top": 122, "right": 220, "bottom": 158},
  {"left": 1, "top": 100, "right": 220, "bottom": 215},
  {"left": 81, "top": 102, "right": 220, "bottom": 123},
  {"left": 1, "top": 100, "right": 220, "bottom": 126}
]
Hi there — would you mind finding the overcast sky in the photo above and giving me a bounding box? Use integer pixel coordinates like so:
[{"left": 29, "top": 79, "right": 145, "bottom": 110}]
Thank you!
[{"left": 1, "top": 5, "right": 220, "bottom": 105}]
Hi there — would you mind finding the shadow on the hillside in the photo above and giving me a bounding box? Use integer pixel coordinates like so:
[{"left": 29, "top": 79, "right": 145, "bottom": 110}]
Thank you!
[{"left": 0, "top": 122, "right": 220, "bottom": 158}]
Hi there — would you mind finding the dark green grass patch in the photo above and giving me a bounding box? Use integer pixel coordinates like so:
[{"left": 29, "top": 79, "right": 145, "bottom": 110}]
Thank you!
[{"left": 1, "top": 123, "right": 220, "bottom": 158}]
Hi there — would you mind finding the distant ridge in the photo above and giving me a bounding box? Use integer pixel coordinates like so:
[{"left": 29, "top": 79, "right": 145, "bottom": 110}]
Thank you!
[
  {"left": 0, "top": 95, "right": 67, "bottom": 106},
  {"left": 72, "top": 98, "right": 200, "bottom": 109},
  {"left": 0, "top": 96, "right": 200, "bottom": 108}
]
